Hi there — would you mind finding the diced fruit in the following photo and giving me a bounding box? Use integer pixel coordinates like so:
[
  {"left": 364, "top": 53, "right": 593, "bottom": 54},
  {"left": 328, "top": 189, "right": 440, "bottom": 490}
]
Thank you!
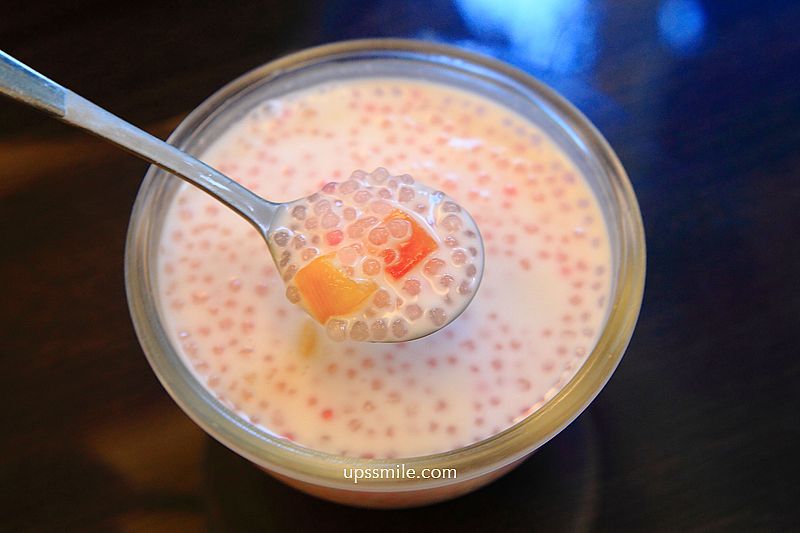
[
  {"left": 297, "top": 320, "right": 318, "bottom": 357},
  {"left": 294, "top": 254, "right": 377, "bottom": 323},
  {"left": 383, "top": 210, "right": 438, "bottom": 279}
]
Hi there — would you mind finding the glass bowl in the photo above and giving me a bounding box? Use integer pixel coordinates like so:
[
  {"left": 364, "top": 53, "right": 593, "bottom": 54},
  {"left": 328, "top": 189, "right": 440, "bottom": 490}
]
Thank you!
[{"left": 125, "top": 39, "right": 645, "bottom": 508}]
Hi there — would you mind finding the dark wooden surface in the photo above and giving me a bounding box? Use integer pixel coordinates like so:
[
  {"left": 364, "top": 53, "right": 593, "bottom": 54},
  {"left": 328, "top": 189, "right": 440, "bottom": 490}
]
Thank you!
[{"left": 1, "top": 1, "right": 798, "bottom": 531}]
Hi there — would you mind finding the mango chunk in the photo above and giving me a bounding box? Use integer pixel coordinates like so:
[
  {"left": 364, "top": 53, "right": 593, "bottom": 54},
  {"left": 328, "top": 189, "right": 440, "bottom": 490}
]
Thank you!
[
  {"left": 294, "top": 254, "right": 377, "bottom": 323},
  {"left": 383, "top": 210, "right": 439, "bottom": 279}
]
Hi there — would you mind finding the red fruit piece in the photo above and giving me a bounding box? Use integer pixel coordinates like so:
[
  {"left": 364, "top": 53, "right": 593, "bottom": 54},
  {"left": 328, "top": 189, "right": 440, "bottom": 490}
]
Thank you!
[{"left": 382, "top": 210, "right": 439, "bottom": 279}]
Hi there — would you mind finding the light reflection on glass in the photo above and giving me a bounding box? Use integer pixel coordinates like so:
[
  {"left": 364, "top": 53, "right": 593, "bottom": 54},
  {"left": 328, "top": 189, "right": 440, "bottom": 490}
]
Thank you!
[
  {"left": 453, "top": 0, "right": 598, "bottom": 74},
  {"left": 657, "top": 0, "right": 706, "bottom": 55}
]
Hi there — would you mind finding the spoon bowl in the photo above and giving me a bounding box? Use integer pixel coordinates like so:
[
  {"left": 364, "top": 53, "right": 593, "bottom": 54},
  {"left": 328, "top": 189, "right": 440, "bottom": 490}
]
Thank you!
[{"left": 268, "top": 167, "right": 484, "bottom": 342}]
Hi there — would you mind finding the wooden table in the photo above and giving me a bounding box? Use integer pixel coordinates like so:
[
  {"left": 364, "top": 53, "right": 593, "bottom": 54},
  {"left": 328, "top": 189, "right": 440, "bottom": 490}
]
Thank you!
[{"left": 1, "top": 1, "right": 798, "bottom": 530}]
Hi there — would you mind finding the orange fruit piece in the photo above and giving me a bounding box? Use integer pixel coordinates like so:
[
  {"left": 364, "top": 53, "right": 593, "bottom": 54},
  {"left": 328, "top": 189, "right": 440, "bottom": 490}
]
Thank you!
[
  {"left": 383, "top": 210, "right": 439, "bottom": 279},
  {"left": 294, "top": 254, "right": 377, "bottom": 323}
]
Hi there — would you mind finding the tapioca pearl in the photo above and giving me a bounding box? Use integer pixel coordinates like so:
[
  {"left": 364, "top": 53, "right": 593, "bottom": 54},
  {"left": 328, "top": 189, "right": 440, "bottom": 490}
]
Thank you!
[
  {"left": 445, "top": 248, "right": 467, "bottom": 267},
  {"left": 347, "top": 216, "right": 379, "bottom": 239},
  {"left": 429, "top": 308, "right": 447, "bottom": 327},
  {"left": 290, "top": 234, "right": 306, "bottom": 250},
  {"left": 402, "top": 278, "right": 421, "bottom": 296},
  {"left": 191, "top": 290, "right": 209, "bottom": 304},
  {"left": 272, "top": 230, "right": 290, "bottom": 247},
  {"left": 368, "top": 167, "right": 389, "bottom": 183},
  {"left": 321, "top": 212, "right": 340, "bottom": 228},
  {"left": 350, "top": 321, "right": 370, "bottom": 341},
  {"left": 342, "top": 206, "right": 357, "bottom": 221},
  {"left": 395, "top": 173, "right": 414, "bottom": 186},
  {"left": 439, "top": 274, "right": 455, "bottom": 288},
  {"left": 398, "top": 186, "right": 415, "bottom": 202},
  {"left": 326, "top": 319, "right": 348, "bottom": 341},
  {"left": 345, "top": 222, "right": 366, "bottom": 240},
  {"left": 300, "top": 247, "right": 319, "bottom": 262},
  {"left": 278, "top": 251, "right": 291, "bottom": 268},
  {"left": 404, "top": 305, "right": 423, "bottom": 321},
  {"left": 414, "top": 203, "right": 429, "bottom": 214},
  {"left": 337, "top": 244, "right": 361, "bottom": 266},
  {"left": 465, "top": 264, "right": 478, "bottom": 278},
  {"left": 442, "top": 201, "right": 461, "bottom": 213},
  {"left": 284, "top": 285, "right": 302, "bottom": 304},
  {"left": 361, "top": 258, "right": 381, "bottom": 276},
  {"left": 461, "top": 228, "right": 477, "bottom": 241},
  {"left": 303, "top": 190, "right": 322, "bottom": 203},
  {"left": 501, "top": 232, "right": 518, "bottom": 246},
  {"left": 391, "top": 318, "right": 409, "bottom": 338},
  {"left": 444, "top": 235, "right": 458, "bottom": 248},
  {"left": 346, "top": 418, "right": 364, "bottom": 433},
  {"left": 369, "top": 200, "right": 393, "bottom": 215},
  {"left": 340, "top": 180, "right": 360, "bottom": 195},
  {"left": 304, "top": 217, "right": 318, "bottom": 230},
  {"left": 373, "top": 289, "right": 391, "bottom": 308},
  {"left": 560, "top": 328, "right": 577, "bottom": 340},
  {"left": 424, "top": 258, "right": 446, "bottom": 276},
  {"left": 387, "top": 218, "right": 410, "bottom": 239},
  {"left": 282, "top": 264, "right": 297, "bottom": 282},
  {"left": 353, "top": 190, "right": 371, "bottom": 204},
  {"left": 375, "top": 188, "right": 393, "bottom": 200},
  {"left": 371, "top": 319, "right": 388, "bottom": 340},
  {"left": 368, "top": 226, "right": 390, "bottom": 246}
]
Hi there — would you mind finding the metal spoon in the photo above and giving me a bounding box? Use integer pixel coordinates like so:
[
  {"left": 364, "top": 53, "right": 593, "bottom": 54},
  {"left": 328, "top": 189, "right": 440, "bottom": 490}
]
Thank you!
[{"left": 0, "top": 50, "right": 484, "bottom": 342}]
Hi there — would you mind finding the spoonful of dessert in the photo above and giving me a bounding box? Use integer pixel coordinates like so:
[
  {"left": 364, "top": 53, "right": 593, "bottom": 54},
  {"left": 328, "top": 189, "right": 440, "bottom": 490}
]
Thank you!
[{"left": 0, "top": 51, "right": 485, "bottom": 342}]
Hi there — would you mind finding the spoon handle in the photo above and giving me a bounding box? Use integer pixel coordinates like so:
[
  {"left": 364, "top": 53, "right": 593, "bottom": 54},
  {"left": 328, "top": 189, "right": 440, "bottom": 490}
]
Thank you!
[{"left": 0, "top": 50, "right": 276, "bottom": 233}]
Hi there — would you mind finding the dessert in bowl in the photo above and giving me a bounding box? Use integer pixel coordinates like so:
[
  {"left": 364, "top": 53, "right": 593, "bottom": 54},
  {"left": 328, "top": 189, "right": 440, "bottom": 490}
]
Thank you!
[{"left": 126, "top": 39, "right": 645, "bottom": 508}]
